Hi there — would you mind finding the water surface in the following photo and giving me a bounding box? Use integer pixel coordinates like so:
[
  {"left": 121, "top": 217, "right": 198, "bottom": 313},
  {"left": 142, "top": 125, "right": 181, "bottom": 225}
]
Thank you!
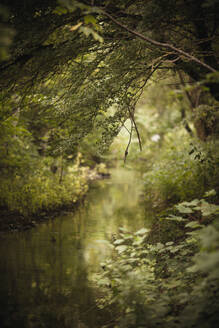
[{"left": 0, "top": 167, "right": 153, "bottom": 328}]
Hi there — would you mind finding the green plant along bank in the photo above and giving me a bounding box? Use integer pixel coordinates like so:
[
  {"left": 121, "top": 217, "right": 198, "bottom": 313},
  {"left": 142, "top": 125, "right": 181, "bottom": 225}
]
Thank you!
[{"left": 94, "top": 191, "right": 219, "bottom": 328}]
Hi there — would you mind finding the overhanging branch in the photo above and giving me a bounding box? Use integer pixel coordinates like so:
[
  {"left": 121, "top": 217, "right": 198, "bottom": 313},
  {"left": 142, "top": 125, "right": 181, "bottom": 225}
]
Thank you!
[{"left": 101, "top": 10, "right": 217, "bottom": 74}]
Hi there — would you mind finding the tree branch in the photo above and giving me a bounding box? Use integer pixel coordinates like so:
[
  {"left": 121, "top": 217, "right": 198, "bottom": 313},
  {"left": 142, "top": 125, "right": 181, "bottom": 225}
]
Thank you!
[
  {"left": 124, "top": 119, "right": 133, "bottom": 163},
  {"left": 128, "top": 107, "right": 142, "bottom": 152},
  {"left": 101, "top": 10, "right": 217, "bottom": 73}
]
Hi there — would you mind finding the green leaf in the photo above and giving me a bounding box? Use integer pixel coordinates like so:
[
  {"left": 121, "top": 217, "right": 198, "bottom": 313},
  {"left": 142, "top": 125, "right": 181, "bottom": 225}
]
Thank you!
[
  {"left": 180, "top": 199, "right": 199, "bottom": 206},
  {"left": 186, "top": 237, "right": 198, "bottom": 244},
  {"left": 165, "top": 215, "right": 186, "bottom": 222},
  {"left": 79, "top": 26, "right": 103, "bottom": 42},
  {"left": 133, "top": 236, "right": 145, "bottom": 245},
  {"left": 185, "top": 221, "right": 202, "bottom": 229},
  {"left": 165, "top": 241, "right": 174, "bottom": 246},
  {"left": 121, "top": 264, "right": 132, "bottom": 272},
  {"left": 91, "top": 31, "right": 103, "bottom": 43},
  {"left": 114, "top": 239, "right": 125, "bottom": 245},
  {"left": 84, "top": 15, "right": 97, "bottom": 25},
  {"left": 135, "top": 228, "right": 149, "bottom": 235},
  {"left": 163, "top": 279, "right": 181, "bottom": 288},
  {"left": 188, "top": 199, "right": 200, "bottom": 206},
  {"left": 53, "top": 6, "right": 68, "bottom": 15},
  {"left": 156, "top": 243, "right": 164, "bottom": 250},
  {"left": 204, "top": 189, "right": 216, "bottom": 197},
  {"left": 175, "top": 204, "right": 193, "bottom": 214},
  {"left": 115, "top": 245, "right": 128, "bottom": 254},
  {"left": 200, "top": 202, "right": 219, "bottom": 216}
]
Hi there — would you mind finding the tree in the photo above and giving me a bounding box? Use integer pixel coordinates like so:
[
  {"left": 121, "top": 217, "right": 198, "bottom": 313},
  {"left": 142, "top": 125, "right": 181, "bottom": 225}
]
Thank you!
[{"left": 0, "top": 0, "right": 218, "bottom": 154}]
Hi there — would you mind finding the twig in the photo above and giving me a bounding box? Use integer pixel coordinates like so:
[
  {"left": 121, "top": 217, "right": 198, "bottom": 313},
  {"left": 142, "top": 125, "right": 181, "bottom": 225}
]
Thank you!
[
  {"left": 122, "top": 123, "right": 131, "bottom": 134},
  {"left": 177, "top": 70, "right": 196, "bottom": 108},
  {"left": 128, "top": 107, "right": 142, "bottom": 151},
  {"left": 125, "top": 64, "right": 160, "bottom": 153},
  {"left": 124, "top": 119, "right": 133, "bottom": 163},
  {"left": 101, "top": 10, "right": 217, "bottom": 73}
]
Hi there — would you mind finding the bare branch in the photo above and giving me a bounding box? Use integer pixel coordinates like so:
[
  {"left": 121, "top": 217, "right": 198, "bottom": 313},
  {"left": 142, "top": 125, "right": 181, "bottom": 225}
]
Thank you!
[
  {"left": 124, "top": 119, "right": 133, "bottom": 163},
  {"left": 128, "top": 107, "right": 142, "bottom": 152},
  {"left": 123, "top": 124, "right": 131, "bottom": 134}
]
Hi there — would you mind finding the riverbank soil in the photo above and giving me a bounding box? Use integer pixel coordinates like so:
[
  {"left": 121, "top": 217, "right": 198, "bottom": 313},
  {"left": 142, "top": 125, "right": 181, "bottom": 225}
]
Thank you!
[{"left": 0, "top": 204, "right": 80, "bottom": 232}]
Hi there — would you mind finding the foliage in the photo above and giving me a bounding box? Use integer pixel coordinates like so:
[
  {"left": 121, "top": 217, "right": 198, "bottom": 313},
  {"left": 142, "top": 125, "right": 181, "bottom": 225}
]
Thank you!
[
  {"left": 0, "top": 153, "right": 90, "bottom": 217},
  {"left": 0, "top": 3, "right": 218, "bottom": 325},
  {"left": 0, "top": 1, "right": 218, "bottom": 234},
  {"left": 0, "top": 0, "right": 218, "bottom": 159},
  {"left": 141, "top": 137, "right": 219, "bottom": 208},
  {"left": 94, "top": 194, "right": 219, "bottom": 328},
  {"left": 0, "top": 91, "right": 94, "bottom": 218}
]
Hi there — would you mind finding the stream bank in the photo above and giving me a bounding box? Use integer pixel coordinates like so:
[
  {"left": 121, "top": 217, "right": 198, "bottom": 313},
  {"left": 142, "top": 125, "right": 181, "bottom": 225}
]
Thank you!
[
  {"left": 0, "top": 167, "right": 153, "bottom": 328},
  {"left": 0, "top": 169, "right": 108, "bottom": 233}
]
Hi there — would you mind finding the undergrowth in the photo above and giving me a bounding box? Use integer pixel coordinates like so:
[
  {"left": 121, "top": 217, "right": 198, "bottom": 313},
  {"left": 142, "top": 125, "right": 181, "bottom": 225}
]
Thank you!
[
  {"left": 94, "top": 192, "right": 219, "bottom": 328},
  {"left": 142, "top": 139, "right": 219, "bottom": 207},
  {"left": 0, "top": 154, "right": 95, "bottom": 217}
]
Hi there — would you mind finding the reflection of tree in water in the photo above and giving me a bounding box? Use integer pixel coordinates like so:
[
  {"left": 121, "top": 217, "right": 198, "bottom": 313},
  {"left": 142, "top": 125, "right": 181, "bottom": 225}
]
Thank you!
[
  {"left": 0, "top": 168, "right": 148, "bottom": 328},
  {"left": 0, "top": 217, "right": 111, "bottom": 328}
]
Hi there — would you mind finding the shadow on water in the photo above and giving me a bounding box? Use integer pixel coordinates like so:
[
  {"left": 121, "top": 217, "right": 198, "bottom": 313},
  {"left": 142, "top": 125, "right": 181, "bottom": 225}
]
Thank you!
[{"left": 0, "top": 167, "right": 154, "bottom": 327}]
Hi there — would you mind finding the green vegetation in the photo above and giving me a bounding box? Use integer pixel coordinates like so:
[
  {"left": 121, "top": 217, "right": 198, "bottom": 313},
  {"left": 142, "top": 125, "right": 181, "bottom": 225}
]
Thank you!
[
  {"left": 0, "top": 0, "right": 219, "bottom": 326},
  {"left": 94, "top": 194, "right": 219, "bottom": 328},
  {"left": 0, "top": 153, "right": 90, "bottom": 217}
]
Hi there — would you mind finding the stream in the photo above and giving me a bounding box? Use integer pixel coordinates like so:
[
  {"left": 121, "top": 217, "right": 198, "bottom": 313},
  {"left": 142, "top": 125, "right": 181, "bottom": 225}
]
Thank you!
[{"left": 0, "top": 167, "right": 154, "bottom": 328}]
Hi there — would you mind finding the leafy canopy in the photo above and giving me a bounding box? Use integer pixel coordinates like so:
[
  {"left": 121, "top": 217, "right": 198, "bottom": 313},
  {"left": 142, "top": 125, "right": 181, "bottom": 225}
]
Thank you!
[{"left": 0, "top": 0, "right": 219, "bottom": 155}]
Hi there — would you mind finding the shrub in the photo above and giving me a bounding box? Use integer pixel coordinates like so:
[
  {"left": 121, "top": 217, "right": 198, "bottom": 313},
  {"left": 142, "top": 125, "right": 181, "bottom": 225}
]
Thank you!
[
  {"left": 0, "top": 157, "right": 90, "bottom": 217},
  {"left": 94, "top": 195, "right": 219, "bottom": 328},
  {"left": 143, "top": 140, "right": 219, "bottom": 208}
]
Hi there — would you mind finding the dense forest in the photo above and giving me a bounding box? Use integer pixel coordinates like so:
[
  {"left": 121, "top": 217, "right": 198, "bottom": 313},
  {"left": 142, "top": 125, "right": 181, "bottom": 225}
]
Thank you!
[{"left": 0, "top": 0, "right": 219, "bottom": 327}]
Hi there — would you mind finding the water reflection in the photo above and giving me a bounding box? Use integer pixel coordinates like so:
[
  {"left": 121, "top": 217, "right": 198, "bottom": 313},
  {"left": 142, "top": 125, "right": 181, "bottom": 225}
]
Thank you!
[{"left": 0, "top": 167, "right": 153, "bottom": 327}]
